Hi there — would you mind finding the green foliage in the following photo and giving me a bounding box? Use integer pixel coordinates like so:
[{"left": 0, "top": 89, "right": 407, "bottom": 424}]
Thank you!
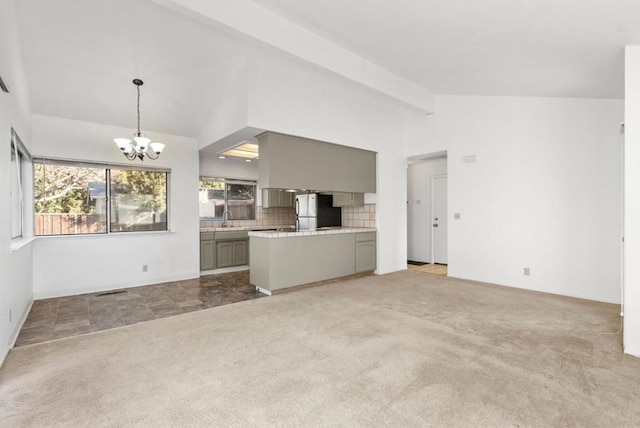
[
  {"left": 34, "top": 164, "right": 167, "bottom": 215},
  {"left": 34, "top": 164, "right": 103, "bottom": 214},
  {"left": 112, "top": 169, "right": 167, "bottom": 214}
]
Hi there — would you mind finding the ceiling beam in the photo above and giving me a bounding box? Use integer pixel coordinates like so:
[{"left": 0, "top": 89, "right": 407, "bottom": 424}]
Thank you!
[{"left": 151, "top": 0, "right": 434, "bottom": 113}]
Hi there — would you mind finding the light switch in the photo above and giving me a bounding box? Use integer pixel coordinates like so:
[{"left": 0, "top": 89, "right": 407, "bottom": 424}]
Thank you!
[{"left": 454, "top": 213, "right": 461, "bottom": 220}]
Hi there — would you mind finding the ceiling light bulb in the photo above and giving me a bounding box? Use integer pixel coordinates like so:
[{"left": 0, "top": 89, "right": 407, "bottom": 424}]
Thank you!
[{"left": 218, "top": 155, "right": 226, "bottom": 159}]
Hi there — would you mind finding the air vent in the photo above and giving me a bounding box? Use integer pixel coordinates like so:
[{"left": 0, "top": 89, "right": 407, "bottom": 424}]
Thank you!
[
  {"left": 0, "top": 73, "right": 8, "bottom": 93},
  {"left": 95, "top": 290, "right": 127, "bottom": 297}
]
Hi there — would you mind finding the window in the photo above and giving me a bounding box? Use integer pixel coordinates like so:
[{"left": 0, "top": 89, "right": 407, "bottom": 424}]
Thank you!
[
  {"left": 11, "top": 130, "right": 30, "bottom": 239},
  {"left": 34, "top": 160, "right": 168, "bottom": 235},
  {"left": 110, "top": 168, "right": 168, "bottom": 232},
  {"left": 199, "top": 177, "right": 256, "bottom": 220}
]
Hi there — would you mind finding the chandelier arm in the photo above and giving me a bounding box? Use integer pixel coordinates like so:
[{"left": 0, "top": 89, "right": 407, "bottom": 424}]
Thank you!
[
  {"left": 145, "top": 149, "right": 160, "bottom": 160},
  {"left": 125, "top": 150, "right": 137, "bottom": 161}
]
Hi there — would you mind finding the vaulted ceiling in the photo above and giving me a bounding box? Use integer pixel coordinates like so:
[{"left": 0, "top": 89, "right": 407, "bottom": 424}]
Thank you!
[
  {"left": 14, "top": 0, "right": 640, "bottom": 139},
  {"left": 250, "top": 0, "right": 640, "bottom": 98}
]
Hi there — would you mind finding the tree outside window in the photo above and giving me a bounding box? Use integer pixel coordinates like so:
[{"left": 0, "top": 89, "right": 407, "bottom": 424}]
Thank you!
[
  {"left": 34, "top": 161, "right": 168, "bottom": 235},
  {"left": 199, "top": 178, "right": 255, "bottom": 220}
]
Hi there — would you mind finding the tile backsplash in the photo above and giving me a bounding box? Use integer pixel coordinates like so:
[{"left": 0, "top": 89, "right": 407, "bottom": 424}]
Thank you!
[
  {"left": 200, "top": 207, "right": 296, "bottom": 229},
  {"left": 200, "top": 204, "right": 377, "bottom": 229},
  {"left": 342, "top": 204, "right": 376, "bottom": 228}
]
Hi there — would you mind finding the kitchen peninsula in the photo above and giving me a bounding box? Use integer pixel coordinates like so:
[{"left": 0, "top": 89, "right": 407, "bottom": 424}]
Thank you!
[{"left": 249, "top": 228, "right": 376, "bottom": 294}]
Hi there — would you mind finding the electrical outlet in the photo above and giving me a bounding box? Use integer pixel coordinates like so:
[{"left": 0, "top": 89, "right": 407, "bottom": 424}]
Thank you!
[
  {"left": 142, "top": 264, "right": 148, "bottom": 273},
  {"left": 524, "top": 267, "right": 530, "bottom": 276}
]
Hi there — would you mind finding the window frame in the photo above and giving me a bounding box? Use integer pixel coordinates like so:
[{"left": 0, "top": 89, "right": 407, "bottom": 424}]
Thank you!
[
  {"left": 199, "top": 177, "right": 257, "bottom": 221},
  {"left": 33, "top": 157, "right": 171, "bottom": 236},
  {"left": 11, "top": 129, "right": 31, "bottom": 240}
]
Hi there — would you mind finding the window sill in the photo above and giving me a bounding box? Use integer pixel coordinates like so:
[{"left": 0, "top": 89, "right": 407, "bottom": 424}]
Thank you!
[
  {"left": 35, "top": 230, "right": 176, "bottom": 240},
  {"left": 10, "top": 236, "right": 36, "bottom": 253}
]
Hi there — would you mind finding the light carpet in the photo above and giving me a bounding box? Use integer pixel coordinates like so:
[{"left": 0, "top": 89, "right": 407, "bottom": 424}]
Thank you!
[{"left": 1, "top": 270, "right": 639, "bottom": 427}]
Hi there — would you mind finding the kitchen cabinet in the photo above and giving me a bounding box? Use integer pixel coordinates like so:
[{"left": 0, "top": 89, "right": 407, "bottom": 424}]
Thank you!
[
  {"left": 355, "top": 232, "right": 376, "bottom": 273},
  {"left": 200, "top": 232, "right": 216, "bottom": 270},
  {"left": 215, "top": 230, "right": 249, "bottom": 268},
  {"left": 332, "top": 192, "right": 365, "bottom": 207},
  {"left": 200, "top": 232, "right": 215, "bottom": 271},
  {"left": 257, "top": 131, "right": 376, "bottom": 193},
  {"left": 216, "top": 240, "right": 248, "bottom": 268},
  {"left": 200, "top": 230, "right": 249, "bottom": 271},
  {"left": 262, "top": 189, "right": 295, "bottom": 208}
]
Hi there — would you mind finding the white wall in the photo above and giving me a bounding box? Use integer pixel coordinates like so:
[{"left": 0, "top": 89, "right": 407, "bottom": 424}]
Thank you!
[
  {"left": 245, "top": 51, "right": 411, "bottom": 273},
  {"left": 0, "top": 0, "right": 34, "bottom": 365},
  {"left": 31, "top": 115, "right": 200, "bottom": 298},
  {"left": 197, "top": 55, "right": 250, "bottom": 148},
  {"left": 406, "top": 95, "right": 623, "bottom": 304},
  {"left": 199, "top": 151, "right": 258, "bottom": 181},
  {"left": 407, "top": 158, "right": 447, "bottom": 262},
  {"left": 624, "top": 46, "right": 640, "bottom": 356}
]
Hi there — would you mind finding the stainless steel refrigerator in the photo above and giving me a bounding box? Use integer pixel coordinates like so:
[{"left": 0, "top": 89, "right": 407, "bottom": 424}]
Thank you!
[{"left": 295, "top": 193, "right": 341, "bottom": 231}]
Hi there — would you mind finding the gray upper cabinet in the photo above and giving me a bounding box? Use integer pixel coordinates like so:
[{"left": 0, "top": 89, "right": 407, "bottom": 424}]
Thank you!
[
  {"left": 332, "top": 192, "right": 365, "bottom": 207},
  {"left": 258, "top": 131, "right": 376, "bottom": 193},
  {"left": 262, "top": 188, "right": 295, "bottom": 208}
]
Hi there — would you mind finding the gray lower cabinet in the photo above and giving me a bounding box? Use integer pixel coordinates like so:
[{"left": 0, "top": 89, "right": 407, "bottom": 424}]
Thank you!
[
  {"left": 355, "top": 232, "right": 376, "bottom": 273},
  {"left": 200, "top": 232, "right": 215, "bottom": 271},
  {"left": 216, "top": 239, "right": 249, "bottom": 268},
  {"left": 200, "top": 240, "right": 215, "bottom": 270},
  {"left": 201, "top": 230, "right": 249, "bottom": 270},
  {"left": 233, "top": 240, "right": 249, "bottom": 265}
]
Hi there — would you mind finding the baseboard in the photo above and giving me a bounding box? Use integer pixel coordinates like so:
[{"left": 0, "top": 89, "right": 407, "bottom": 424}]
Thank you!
[
  {"left": 200, "top": 265, "right": 249, "bottom": 276},
  {"left": 33, "top": 273, "right": 200, "bottom": 300},
  {"left": 255, "top": 286, "right": 272, "bottom": 296},
  {"left": 1, "top": 298, "right": 33, "bottom": 368},
  {"left": 9, "top": 299, "right": 33, "bottom": 347}
]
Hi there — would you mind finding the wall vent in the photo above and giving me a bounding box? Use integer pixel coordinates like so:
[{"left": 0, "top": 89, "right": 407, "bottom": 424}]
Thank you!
[{"left": 0, "top": 73, "right": 8, "bottom": 93}]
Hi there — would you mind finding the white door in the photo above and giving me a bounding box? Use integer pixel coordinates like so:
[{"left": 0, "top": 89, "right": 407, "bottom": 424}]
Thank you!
[{"left": 432, "top": 176, "right": 448, "bottom": 264}]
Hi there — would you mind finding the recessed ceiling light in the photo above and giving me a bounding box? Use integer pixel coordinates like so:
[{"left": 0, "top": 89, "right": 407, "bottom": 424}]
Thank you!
[
  {"left": 218, "top": 155, "right": 226, "bottom": 159},
  {"left": 245, "top": 159, "right": 252, "bottom": 162}
]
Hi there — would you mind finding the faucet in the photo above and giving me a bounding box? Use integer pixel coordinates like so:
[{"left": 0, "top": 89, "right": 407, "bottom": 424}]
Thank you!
[{"left": 222, "top": 209, "right": 232, "bottom": 227}]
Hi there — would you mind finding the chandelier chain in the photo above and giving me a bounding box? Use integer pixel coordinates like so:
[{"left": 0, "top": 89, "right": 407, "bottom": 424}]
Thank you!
[
  {"left": 114, "top": 78, "right": 164, "bottom": 161},
  {"left": 136, "top": 84, "right": 141, "bottom": 137}
]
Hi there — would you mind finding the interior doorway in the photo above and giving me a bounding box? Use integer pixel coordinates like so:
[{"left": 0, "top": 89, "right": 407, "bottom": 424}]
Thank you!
[{"left": 407, "top": 151, "right": 448, "bottom": 274}]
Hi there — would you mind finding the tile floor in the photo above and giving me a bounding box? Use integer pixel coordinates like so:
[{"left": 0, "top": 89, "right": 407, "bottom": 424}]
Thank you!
[
  {"left": 15, "top": 270, "right": 264, "bottom": 347},
  {"left": 407, "top": 263, "right": 448, "bottom": 276}
]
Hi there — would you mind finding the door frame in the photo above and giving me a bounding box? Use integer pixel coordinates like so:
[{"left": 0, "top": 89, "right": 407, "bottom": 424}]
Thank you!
[{"left": 431, "top": 174, "right": 448, "bottom": 264}]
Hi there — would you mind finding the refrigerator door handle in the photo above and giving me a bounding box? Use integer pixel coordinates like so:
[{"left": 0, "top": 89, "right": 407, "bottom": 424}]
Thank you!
[{"left": 295, "top": 198, "right": 299, "bottom": 216}]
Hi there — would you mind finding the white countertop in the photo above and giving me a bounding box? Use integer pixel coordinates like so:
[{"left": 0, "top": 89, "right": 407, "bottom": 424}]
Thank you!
[
  {"left": 248, "top": 227, "right": 376, "bottom": 238},
  {"left": 200, "top": 225, "right": 294, "bottom": 232}
]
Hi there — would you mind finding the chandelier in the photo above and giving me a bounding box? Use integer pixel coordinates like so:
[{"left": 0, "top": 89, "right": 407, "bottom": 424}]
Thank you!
[{"left": 114, "top": 79, "right": 165, "bottom": 161}]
